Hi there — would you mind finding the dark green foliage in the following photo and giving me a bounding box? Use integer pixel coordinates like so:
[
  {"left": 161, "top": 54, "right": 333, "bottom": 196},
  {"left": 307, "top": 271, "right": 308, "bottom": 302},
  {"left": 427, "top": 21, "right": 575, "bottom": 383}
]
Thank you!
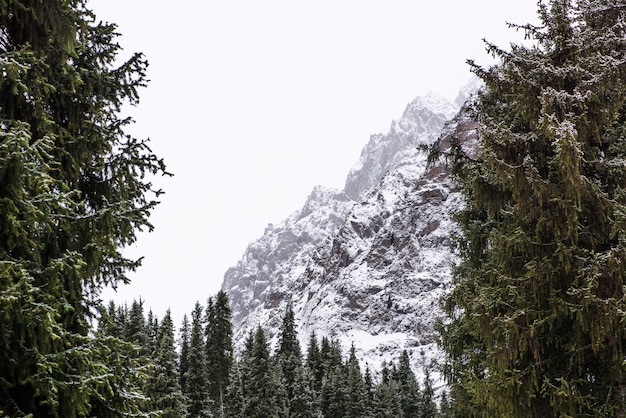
[
  {"left": 216, "top": 320, "right": 443, "bottom": 418},
  {"left": 344, "top": 345, "right": 368, "bottom": 418},
  {"left": 277, "top": 305, "right": 302, "bottom": 360},
  {"left": 306, "top": 331, "right": 323, "bottom": 392},
  {"left": 206, "top": 290, "right": 234, "bottom": 416},
  {"left": 146, "top": 309, "right": 159, "bottom": 357},
  {"left": 98, "top": 297, "right": 444, "bottom": 418},
  {"left": 97, "top": 300, "right": 123, "bottom": 338},
  {"left": 125, "top": 299, "right": 148, "bottom": 352},
  {"left": 276, "top": 304, "right": 303, "bottom": 403},
  {"left": 224, "top": 361, "right": 245, "bottom": 418},
  {"left": 320, "top": 365, "right": 348, "bottom": 418},
  {"left": 0, "top": 0, "right": 166, "bottom": 415},
  {"left": 289, "top": 365, "right": 319, "bottom": 418},
  {"left": 372, "top": 377, "right": 403, "bottom": 418},
  {"left": 319, "top": 337, "right": 343, "bottom": 379},
  {"left": 421, "top": 368, "right": 436, "bottom": 418},
  {"left": 146, "top": 310, "right": 188, "bottom": 417},
  {"left": 178, "top": 314, "right": 191, "bottom": 393},
  {"left": 364, "top": 365, "right": 375, "bottom": 407},
  {"left": 394, "top": 351, "right": 421, "bottom": 418},
  {"left": 438, "top": 0, "right": 626, "bottom": 416},
  {"left": 242, "top": 327, "right": 281, "bottom": 418},
  {"left": 185, "top": 302, "right": 211, "bottom": 417},
  {"left": 437, "top": 391, "right": 452, "bottom": 418}
]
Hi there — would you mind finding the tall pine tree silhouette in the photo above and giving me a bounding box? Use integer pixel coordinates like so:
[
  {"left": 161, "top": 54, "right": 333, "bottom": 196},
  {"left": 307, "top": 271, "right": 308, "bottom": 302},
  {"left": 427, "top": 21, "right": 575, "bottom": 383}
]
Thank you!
[
  {"left": 185, "top": 302, "right": 211, "bottom": 417},
  {"left": 146, "top": 310, "right": 188, "bottom": 417},
  {"left": 206, "top": 290, "right": 234, "bottom": 416}
]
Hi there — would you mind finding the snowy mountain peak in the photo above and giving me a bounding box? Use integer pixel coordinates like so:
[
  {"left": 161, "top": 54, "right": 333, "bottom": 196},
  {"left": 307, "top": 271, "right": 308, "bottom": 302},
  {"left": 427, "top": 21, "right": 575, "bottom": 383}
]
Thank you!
[
  {"left": 397, "top": 92, "right": 459, "bottom": 136},
  {"left": 298, "top": 185, "right": 350, "bottom": 221},
  {"left": 221, "top": 92, "right": 475, "bottom": 381},
  {"left": 344, "top": 93, "right": 456, "bottom": 201},
  {"left": 455, "top": 75, "right": 483, "bottom": 108}
]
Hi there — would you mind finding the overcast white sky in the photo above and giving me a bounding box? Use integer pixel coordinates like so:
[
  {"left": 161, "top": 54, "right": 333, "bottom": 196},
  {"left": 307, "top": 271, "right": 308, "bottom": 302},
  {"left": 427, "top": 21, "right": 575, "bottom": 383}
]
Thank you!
[{"left": 92, "top": 0, "right": 539, "bottom": 323}]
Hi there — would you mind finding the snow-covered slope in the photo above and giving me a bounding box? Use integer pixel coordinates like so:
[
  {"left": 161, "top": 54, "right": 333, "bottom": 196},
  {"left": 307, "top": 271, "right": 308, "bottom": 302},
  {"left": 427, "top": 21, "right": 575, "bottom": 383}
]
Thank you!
[
  {"left": 221, "top": 92, "right": 475, "bottom": 378},
  {"left": 344, "top": 92, "right": 458, "bottom": 201}
]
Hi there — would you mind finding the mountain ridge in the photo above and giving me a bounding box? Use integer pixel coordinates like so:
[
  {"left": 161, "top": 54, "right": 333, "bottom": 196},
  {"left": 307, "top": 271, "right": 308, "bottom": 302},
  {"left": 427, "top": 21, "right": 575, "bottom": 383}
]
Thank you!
[{"left": 221, "top": 91, "right": 475, "bottom": 379}]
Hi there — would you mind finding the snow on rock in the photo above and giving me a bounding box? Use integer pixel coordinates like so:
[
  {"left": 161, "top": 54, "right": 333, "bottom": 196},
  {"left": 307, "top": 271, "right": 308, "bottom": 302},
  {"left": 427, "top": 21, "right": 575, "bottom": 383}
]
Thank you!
[
  {"left": 454, "top": 75, "right": 483, "bottom": 108},
  {"left": 344, "top": 93, "right": 458, "bottom": 201},
  {"left": 222, "top": 185, "right": 354, "bottom": 330},
  {"left": 221, "top": 91, "right": 478, "bottom": 386}
]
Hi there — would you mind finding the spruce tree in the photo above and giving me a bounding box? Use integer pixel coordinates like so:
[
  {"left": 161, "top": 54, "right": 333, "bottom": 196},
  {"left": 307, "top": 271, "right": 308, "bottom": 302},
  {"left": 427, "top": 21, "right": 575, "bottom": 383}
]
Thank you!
[
  {"left": 185, "top": 302, "right": 211, "bottom": 417},
  {"left": 275, "top": 304, "right": 303, "bottom": 402},
  {"left": 437, "top": 391, "right": 452, "bottom": 418},
  {"left": 344, "top": 345, "right": 368, "bottom": 418},
  {"left": 439, "top": 0, "right": 626, "bottom": 416},
  {"left": 146, "top": 310, "right": 188, "bottom": 417},
  {"left": 206, "top": 290, "right": 234, "bottom": 416},
  {"left": 124, "top": 298, "right": 148, "bottom": 352},
  {"left": 273, "top": 362, "right": 290, "bottom": 418},
  {"left": 242, "top": 326, "right": 281, "bottom": 418},
  {"left": 289, "top": 365, "right": 319, "bottom": 418},
  {"left": 179, "top": 314, "right": 191, "bottom": 393},
  {"left": 92, "top": 304, "right": 152, "bottom": 417},
  {"left": 318, "top": 336, "right": 343, "bottom": 378},
  {"left": 224, "top": 360, "right": 245, "bottom": 418},
  {"left": 420, "top": 368, "right": 436, "bottom": 418},
  {"left": 320, "top": 365, "right": 348, "bottom": 418},
  {"left": 372, "top": 377, "right": 404, "bottom": 418},
  {"left": 146, "top": 309, "right": 159, "bottom": 357},
  {"left": 97, "top": 301, "right": 120, "bottom": 338},
  {"left": 0, "top": 0, "right": 166, "bottom": 415},
  {"left": 394, "top": 351, "right": 421, "bottom": 418},
  {"left": 364, "top": 365, "right": 376, "bottom": 409},
  {"left": 305, "top": 331, "right": 323, "bottom": 392}
]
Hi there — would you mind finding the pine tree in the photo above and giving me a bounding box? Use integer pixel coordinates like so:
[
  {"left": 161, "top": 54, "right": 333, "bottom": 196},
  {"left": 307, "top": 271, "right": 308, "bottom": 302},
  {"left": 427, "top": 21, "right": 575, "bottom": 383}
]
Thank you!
[
  {"left": 275, "top": 304, "right": 303, "bottom": 403},
  {"left": 394, "top": 351, "right": 421, "bottom": 418},
  {"left": 273, "top": 362, "right": 290, "bottom": 418},
  {"left": 206, "top": 291, "right": 234, "bottom": 417},
  {"left": 364, "top": 365, "right": 376, "bottom": 409},
  {"left": 0, "top": 0, "right": 166, "bottom": 414},
  {"left": 276, "top": 304, "right": 302, "bottom": 359},
  {"left": 318, "top": 336, "right": 343, "bottom": 378},
  {"left": 320, "top": 365, "right": 348, "bottom": 418},
  {"left": 437, "top": 391, "right": 452, "bottom": 418},
  {"left": 372, "top": 377, "right": 404, "bottom": 418},
  {"left": 224, "top": 360, "right": 245, "bottom": 418},
  {"left": 146, "top": 310, "right": 188, "bottom": 417},
  {"left": 289, "top": 365, "right": 319, "bottom": 418},
  {"left": 185, "top": 302, "right": 211, "bottom": 417},
  {"left": 124, "top": 298, "right": 148, "bottom": 352},
  {"left": 344, "top": 344, "right": 368, "bottom": 418},
  {"left": 146, "top": 309, "right": 159, "bottom": 357},
  {"left": 420, "top": 368, "right": 436, "bottom": 418},
  {"left": 242, "top": 326, "right": 281, "bottom": 418},
  {"left": 97, "top": 301, "right": 120, "bottom": 338},
  {"left": 305, "top": 331, "right": 323, "bottom": 392},
  {"left": 179, "top": 314, "right": 191, "bottom": 393},
  {"left": 92, "top": 303, "right": 152, "bottom": 417},
  {"left": 438, "top": 0, "right": 626, "bottom": 416}
]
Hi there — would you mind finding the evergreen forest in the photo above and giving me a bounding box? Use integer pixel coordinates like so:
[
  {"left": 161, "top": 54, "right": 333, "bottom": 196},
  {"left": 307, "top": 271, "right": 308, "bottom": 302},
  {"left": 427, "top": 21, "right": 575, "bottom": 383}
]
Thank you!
[
  {"left": 2, "top": 0, "right": 626, "bottom": 416},
  {"left": 95, "top": 294, "right": 444, "bottom": 417}
]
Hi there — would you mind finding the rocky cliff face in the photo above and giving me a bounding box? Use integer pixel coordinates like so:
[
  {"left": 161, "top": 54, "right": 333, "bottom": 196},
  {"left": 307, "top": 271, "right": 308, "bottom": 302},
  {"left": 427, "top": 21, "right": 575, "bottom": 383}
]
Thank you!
[
  {"left": 221, "top": 91, "right": 476, "bottom": 379},
  {"left": 344, "top": 92, "right": 458, "bottom": 201}
]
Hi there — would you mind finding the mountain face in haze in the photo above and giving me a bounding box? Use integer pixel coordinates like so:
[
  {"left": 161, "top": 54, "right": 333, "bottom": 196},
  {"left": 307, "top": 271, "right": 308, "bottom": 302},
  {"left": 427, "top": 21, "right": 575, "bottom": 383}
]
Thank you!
[{"left": 222, "top": 91, "right": 475, "bottom": 376}]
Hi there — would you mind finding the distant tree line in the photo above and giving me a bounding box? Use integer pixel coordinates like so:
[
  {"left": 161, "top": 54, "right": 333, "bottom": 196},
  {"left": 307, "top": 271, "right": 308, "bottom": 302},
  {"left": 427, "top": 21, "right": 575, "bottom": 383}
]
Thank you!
[{"left": 97, "top": 292, "right": 449, "bottom": 417}]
